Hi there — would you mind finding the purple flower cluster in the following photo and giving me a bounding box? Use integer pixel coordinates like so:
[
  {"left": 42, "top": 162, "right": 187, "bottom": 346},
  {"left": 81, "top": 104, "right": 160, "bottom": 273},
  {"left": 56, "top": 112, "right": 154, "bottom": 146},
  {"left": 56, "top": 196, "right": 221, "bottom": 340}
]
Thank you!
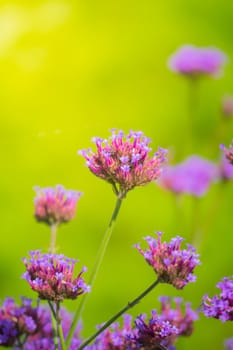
[
  {"left": 221, "top": 142, "right": 233, "bottom": 166},
  {"left": 225, "top": 338, "right": 233, "bottom": 350},
  {"left": 159, "top": 296, "right": 198, "bottom": 338},
  {"left": 202, "top": 276, "right": 233, "bottom": 322},
  {"left": 0, "top": 297, "right": 38, "bottom": 347},
  {"left": 219, "top": 154, "right": 233, "bottom": 180},
  {"left": 160, "top": 156, "right": 218, "bottom": 197},
  {"left": 168, "top": 45, "right": 227, "bottom": 77},
  {"left": 23, "top": 305, "right": 82, "bottom": 350},
  {"left": 22, "top": 251, "right": 90, "bottom": 302},
  {"left": 135, "top": 232, "right": 200, "bottom": 289},
  {"left": 34, "top": 185, "right": 82, "bottom": 226},
  {"left": 133, "top": 311, "right": 178, "bottom": 349},
  {"left": 79, "top": 129, "right": 167, "bottom": 198}
]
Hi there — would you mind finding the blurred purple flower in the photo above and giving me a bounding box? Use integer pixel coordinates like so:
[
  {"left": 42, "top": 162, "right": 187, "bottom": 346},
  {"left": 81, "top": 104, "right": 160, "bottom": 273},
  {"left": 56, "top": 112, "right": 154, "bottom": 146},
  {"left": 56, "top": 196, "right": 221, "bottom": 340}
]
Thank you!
[
  {"left": 168, "top": 45, "right": 227, "bottom": 78},
  {"left": 34, "top": 185, "right": 82, "bottom": 226},
  {"left": 135, "top": 232, "right": 200, "bottom": 289},
  {"left": 79, "top": 129, "right": 167, "bottom": 199},
  {"left": 23, "top": 305, "right": 82, "bottom": 350},
  {"left": 22, "top": 251, "right": 90, "bottom": 302},
  {"left": 221, "top": 142, "right": 233, "bottom": 165},
  {"left": 0, "top": 297, "right": 40, "bottom": 347},
  {"left": 159, "top": 296, "right": 198, "bottom": 338},
  {"left": 225, "top": 338, "right": 233, "bottom": 350},
  {"left": 202, "top": 276, "right": 233, "bottom": 322},
  {"left": 160, "top": 156, "right": 218, "bottom": 197},
  {"left": 218, "top": 153, "right": 233, "bottom": 180}
]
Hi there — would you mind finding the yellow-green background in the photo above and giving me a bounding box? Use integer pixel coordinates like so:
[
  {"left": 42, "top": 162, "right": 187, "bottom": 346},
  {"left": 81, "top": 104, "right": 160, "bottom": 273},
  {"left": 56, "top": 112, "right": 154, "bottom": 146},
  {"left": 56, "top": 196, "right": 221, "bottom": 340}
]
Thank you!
[{"left": 1, "top": 1, "right": 233, "bottom": 349}]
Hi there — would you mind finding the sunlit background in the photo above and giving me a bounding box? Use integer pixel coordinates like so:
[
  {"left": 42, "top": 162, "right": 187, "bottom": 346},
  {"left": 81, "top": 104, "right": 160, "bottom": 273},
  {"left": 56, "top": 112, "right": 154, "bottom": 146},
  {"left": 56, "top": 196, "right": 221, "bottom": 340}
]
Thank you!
[{"left": 1, "top": 1, "right": 233, "bottom": 349}]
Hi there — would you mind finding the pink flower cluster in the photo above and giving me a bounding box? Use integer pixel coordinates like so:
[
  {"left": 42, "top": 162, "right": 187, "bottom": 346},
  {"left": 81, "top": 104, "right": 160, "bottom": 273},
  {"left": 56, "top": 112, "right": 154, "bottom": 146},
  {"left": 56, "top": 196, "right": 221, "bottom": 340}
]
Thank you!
[
  {"left": 22, "top": 251, "right": 90, "bottom": 302},
  {"left": 79, "top": 130, "right": 167, "bottom": 198},
  {"left": 34, "top": 185, "right": 82, "bottom": 226},
  {"left": 168, "top": 45, "right": 227, "bottom": 77},
  {"left": 135, "top": 232, "right": 200, "bottom": 289},
  {"left": 159, "top": 156, "right": 218, "bottom": 197}
]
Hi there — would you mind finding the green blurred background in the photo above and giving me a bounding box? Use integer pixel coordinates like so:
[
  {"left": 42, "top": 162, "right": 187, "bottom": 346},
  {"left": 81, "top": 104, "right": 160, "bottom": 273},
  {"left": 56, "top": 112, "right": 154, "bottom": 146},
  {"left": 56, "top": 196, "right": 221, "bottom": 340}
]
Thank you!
[{"left": 1, "top": 0, "right": 233, "bottom": 349}]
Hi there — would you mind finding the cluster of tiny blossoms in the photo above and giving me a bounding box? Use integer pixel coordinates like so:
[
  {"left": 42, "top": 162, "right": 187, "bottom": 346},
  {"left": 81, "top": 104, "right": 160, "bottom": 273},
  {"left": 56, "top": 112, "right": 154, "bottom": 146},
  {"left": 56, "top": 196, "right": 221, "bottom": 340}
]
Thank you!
[
  {"left": 88, "top": 297, "right": 198, "bottom": 350},
  {"left": 79, "top": 130, "right": 167, "bottom": 198},
  {"left": 168, "top": 45, "right": 227, "bottom": 77},
  {"left": 135, "top": 232, "right": 200, "bottom": 289},
  {"left": 0, "top": 297, "right": 38, "bottom": 347},
  {"left": 160, "top": 156, "right": 218, "bottom": 197},
  {"left": 22, "top": 251, "right": 90, "bottom": 302},
  {"left": 34, "top": 185, "right": 82, "bottom": 226},
  {"left": 202, "top": 276, "right": 233, "bottom": 322}
]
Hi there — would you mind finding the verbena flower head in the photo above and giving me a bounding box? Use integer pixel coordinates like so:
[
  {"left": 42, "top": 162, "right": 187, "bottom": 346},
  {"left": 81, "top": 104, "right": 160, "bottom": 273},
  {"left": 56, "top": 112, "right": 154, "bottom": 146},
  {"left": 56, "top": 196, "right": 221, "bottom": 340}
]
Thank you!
[
  {"left": 22, "top": 251, "right": 90, "bottom": 302},
  {"left": 159, "top": 296, "right": 198, "bottom": 338},
  {"left": 0, "top": 297, "right": 39, "bottom": 347},
  {"left": 79, "top": 129, "right": 167, "bottom": 198},
  {"left": 135, "top": 232, "right": 200, "bottom": 289},
  {"left": 133, "top": 311, "right": 178, "bottom": 349},
  {"left": 23, "top": 305, "right": 82, "bottom": 350},
  {"left": 160, "top": 156, "right": 218, "bottom": 197},
  {"left": 34, "top": 185, "right": 82, "bottom": 226},
  {"left": 221, "top": 142, "right": 233, "bottom": 166},
  {"left": 168, "top": 45, "right": 227, "bottom": 78},
  {"left": 87, "top": 314, "right": 135, "bottom": 350},
  {"left": 202, "top": 276, "right": 233, "bottom": 322},
  {"left": 225, "top": 338, "right": 233, "bottom": 350}
]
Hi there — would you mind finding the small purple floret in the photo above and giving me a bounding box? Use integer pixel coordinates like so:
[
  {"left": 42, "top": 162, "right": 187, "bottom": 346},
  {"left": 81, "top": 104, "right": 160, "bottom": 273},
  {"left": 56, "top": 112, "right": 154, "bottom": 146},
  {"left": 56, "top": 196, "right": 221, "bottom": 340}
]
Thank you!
[
  {"left": 22, "top": 251, "right": 90, "bottom": 302},
  {"left": 221, "top": 142, "right": 233, "bottom": 166},
  {"left": 135, "top": 232, "right": 200, "bottom": 289}
]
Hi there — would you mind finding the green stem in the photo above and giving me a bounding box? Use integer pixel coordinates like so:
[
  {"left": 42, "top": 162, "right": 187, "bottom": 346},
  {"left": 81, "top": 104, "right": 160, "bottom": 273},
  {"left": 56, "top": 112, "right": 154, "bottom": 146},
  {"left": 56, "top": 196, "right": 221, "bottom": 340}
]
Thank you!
[
  {"left": 66, "top": 197, "right": 123, "bottom": 348},
  {"left": 50, "top": 224, "right": 58, "bottom": 254},
  {"left": 190, "top": 196, "right": 200, "bottom": 246},
  {"left": 48, "top": 301, "right": 59, "bottom": 350},
  {"left": 78, "top": 278, "right": 160, "bottom": 350},
  {"left": 187, "top": 77, "right": 199, "bottom": 152},
  {"left": 56, "top": 302, "right": 67, "bottom": 350}
]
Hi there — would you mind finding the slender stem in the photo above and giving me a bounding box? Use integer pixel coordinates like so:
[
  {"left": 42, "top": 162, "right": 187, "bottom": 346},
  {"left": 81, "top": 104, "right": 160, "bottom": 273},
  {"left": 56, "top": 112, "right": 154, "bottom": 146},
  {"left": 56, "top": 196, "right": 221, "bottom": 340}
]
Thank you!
[
  {"left": 48, "top": 301, "right": 59, "bottom": 350},
  {"left": 78, "top": 278, "right": 160, "bottom": 350},
  {"left": 66, "top": 197, "right": 123, "bottom": 348},
  {"left": 50, "top": 224, "right": 58, "bottom": 254},
  {"left": 187, "top": 77, "right": 199, "bottom": 152},
  {"left": 190, "top": 196, "right": 200, "bottom": 246},
  {"left": 56, "top": 302, "right": 67, "bottom": 350}
]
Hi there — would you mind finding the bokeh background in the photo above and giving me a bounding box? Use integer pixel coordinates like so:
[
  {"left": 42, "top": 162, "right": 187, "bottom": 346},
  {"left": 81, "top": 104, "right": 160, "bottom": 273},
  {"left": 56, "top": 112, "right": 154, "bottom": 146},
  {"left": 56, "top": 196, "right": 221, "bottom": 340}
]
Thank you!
[{"left": 1, "top": 0, "right": 233, "bottom": 349}]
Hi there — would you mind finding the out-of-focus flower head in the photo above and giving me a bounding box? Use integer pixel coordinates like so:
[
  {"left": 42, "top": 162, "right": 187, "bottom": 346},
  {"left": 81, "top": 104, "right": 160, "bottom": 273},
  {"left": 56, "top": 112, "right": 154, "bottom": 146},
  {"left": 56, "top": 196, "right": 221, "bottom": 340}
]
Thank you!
[
  {"left": 0, "top": 297, "right": 39, "bottom": 347},
  {"left": 225, "top": 338, "right": 233, "bottom": 350},
  {"left": 221, "top": 142, "right": 233, "bottom": 166},
  {"left": 222, "top": 95, "right": 233, "bottom": 118},
  {"left": 133, "top": 311, "right": 178, "bottom": 350},
  {"left": 23, "top": 305, "right": 82, "bottom": 350},
  {"left": 160, "top": 156, "right": 218, "bottom": 197},
  {"left": 202, "top": 276, "right": 233, "bottom": 322},
  {"left": 135, "top": 232, "right": 200, "bottom": 289},
  {"left": 159, "top": 296, "right": 198, "bottom": 339},
  {"left": 168, "top": 45, "right": 227, "bottom": 78},
  {"left": 86, "top": 314, "right": 135, "bottom": 350},
  {"left": 22, "top": 251, "right": 90, "bottom": 302},
  {"left": 34, "top": 185, "right": 82, "bottom": 226},
  {"left": 79, "top": 129, "right": 167, "bottom": 199}
]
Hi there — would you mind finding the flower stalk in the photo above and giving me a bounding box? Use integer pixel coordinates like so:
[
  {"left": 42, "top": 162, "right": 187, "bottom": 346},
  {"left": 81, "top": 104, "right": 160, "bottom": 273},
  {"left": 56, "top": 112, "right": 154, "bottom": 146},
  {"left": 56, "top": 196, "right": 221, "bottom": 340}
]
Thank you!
[
  {"left": 66, "top": 197, "right": 123, "bottom": 348},
  {"left": 77, "top": 278, "right": 160, "bottom": 350}
]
